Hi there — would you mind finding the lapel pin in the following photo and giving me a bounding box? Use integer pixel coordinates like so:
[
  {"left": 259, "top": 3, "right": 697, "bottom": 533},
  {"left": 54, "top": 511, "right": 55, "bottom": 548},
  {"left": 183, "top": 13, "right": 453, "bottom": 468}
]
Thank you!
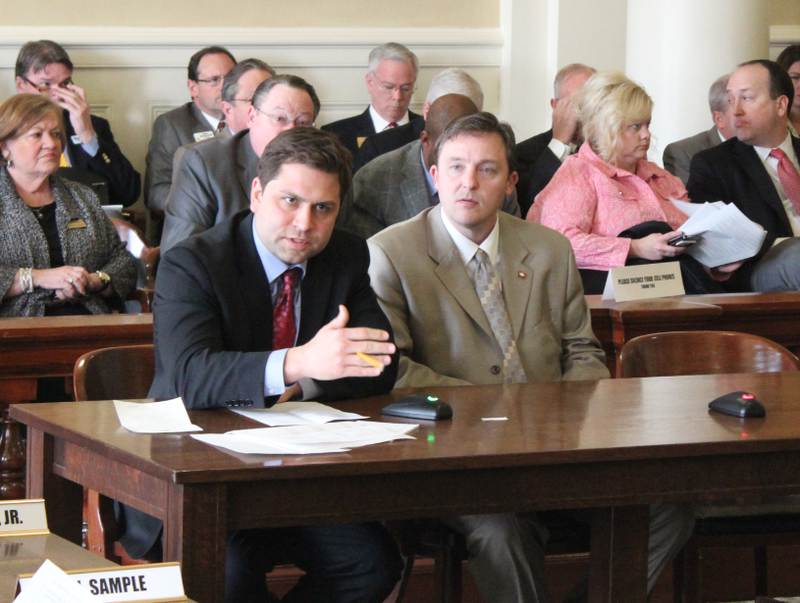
[{"left": 517, "top": 271, "right": 526, "bottom": 279}]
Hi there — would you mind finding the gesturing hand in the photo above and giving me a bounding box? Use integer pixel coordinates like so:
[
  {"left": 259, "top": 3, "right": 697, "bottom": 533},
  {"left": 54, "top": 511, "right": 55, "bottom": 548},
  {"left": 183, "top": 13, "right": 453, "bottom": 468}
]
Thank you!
[{"left": 283, "top": 305, "right": 395, "bottom": 384}]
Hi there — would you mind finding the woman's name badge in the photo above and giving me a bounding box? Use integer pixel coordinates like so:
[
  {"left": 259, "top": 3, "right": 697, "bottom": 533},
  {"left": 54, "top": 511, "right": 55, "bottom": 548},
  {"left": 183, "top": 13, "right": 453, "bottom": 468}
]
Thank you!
[{"left": 68, "top": 219, "right": 87, "bottom": 229}]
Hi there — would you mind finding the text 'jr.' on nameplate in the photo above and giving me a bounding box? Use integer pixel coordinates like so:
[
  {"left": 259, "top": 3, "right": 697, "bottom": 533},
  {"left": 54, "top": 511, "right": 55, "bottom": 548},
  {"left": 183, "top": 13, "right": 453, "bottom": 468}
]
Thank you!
[
  {"left": 0, "top": 499, "right": 47, "bottom": 537},
  {"left": 602, "top": 261, "right": 684, "bottom": 302},
  {"left": 18, "top": 562, "right": 186, "bottom": 602}
]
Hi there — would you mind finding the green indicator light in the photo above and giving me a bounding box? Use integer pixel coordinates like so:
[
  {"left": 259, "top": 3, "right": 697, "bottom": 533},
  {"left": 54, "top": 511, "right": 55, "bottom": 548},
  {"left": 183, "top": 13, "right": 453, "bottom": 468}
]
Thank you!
[
  {"left": 427, "top": 434, "right": 435, "bottom": 443},
  {"left": 427, "top": 396, "right": 438, "bottom": 402}
]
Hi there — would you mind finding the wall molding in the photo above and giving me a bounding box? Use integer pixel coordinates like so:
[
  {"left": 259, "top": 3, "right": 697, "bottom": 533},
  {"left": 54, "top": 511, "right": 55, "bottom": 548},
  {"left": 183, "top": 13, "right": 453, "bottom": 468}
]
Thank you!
[{"left": 770, "top": 25, "right": 800, "bottom": 44}]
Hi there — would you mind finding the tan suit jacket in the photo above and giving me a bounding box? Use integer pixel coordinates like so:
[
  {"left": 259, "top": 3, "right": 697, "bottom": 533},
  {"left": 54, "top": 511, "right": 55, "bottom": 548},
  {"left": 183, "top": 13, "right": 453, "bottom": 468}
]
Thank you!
[{"left": 368, "top": 206, "right": 608, "bottom": 388}]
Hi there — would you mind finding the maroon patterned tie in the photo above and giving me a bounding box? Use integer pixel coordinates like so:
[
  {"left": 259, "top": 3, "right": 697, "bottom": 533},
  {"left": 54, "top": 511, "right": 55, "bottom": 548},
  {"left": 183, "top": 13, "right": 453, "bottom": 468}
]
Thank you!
[
  {"left": 272, "top": 268, "right": 302, "bottom": 350},
  {"left": 769, "top": 148, "right": 800, "bottom": 215}
]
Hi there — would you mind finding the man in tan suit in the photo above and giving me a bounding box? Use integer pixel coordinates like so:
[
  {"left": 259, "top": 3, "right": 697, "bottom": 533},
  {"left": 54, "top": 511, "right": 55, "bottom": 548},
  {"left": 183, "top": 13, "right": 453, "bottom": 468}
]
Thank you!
[{"left": 368, "top": 112, "right": 692, "bottom": 602}]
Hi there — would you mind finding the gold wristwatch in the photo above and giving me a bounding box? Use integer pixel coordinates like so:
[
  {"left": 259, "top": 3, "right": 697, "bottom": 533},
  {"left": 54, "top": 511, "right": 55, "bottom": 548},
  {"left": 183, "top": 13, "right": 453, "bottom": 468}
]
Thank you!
[{"left": 96, "top": 271, "right": 111, "bottom": 291}]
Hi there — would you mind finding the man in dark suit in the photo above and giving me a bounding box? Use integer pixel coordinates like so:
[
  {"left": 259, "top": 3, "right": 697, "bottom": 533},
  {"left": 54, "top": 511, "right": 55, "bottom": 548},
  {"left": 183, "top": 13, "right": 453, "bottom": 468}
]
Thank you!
[
  {"left": 144, "top": 46, "right": 237, "bottom": 214},
  {"left": 161, "top": 74, "right": 320, "bottom": 253},
  {"left": 353, "top": 67, "right": 484, "bottom": 172},
  {"left": 15, "top": 40, "right": 141, "bottom": 207},
  {"left": 515, "top": 63, "right": 595, "bottom": 216},
  {"left": 123, "top": 128, "right": 402, "bottom": 603},
  {"left": 322, "top": 43, "right": 421, "bottom": 158},
  {"left": 663, "top": 74, "right": 735, "bottom": 185},
  {"left": 688, "top": 59, "right": 800, "bottom": 292},
  {"left": 338, "top": 94, "right": 520, "bottom": 240}
]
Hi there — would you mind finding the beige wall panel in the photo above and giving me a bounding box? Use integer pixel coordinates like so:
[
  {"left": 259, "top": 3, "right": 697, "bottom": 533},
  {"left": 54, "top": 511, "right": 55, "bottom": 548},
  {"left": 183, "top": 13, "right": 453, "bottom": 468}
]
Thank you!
[
  {"left": 771, "top": 0, "right": 800, "bottom": 26},
  {"left": 0, "top": 0, "right": 499, "bottom": 28}
]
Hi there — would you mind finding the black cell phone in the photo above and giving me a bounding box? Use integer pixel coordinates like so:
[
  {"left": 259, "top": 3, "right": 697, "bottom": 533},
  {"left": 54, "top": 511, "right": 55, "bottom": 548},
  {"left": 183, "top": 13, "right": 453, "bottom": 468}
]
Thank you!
[{"left": 667, "top": 234, "right": 698, "bottom": 247}]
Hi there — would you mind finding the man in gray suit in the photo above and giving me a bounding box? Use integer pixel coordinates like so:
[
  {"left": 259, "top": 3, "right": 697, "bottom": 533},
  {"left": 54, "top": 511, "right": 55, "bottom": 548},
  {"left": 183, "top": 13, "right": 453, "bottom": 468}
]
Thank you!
[
  {"left": 368, "top": 112, "right": 609, "bottom": 603},
  {"left": 663, "top": 74, "right": 736, "bottom": 184},
  {"left": 338, "top": 94, "right": 520, "bottom": 240},
  {"left": 145, "top": 46, "right": 236, "bottom": 214},
  {"left": 161, "top": 74, "right": 320, "bottom": 253}
]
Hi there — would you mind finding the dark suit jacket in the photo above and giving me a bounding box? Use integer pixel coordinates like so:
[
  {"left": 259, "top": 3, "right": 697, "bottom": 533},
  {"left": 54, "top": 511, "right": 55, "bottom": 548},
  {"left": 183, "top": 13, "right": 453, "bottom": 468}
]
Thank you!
[
  {"left": 353, "top": 117, "right": 425, "bottom": 172},
  {"left": 515, "top": 129, "right": 563, "bottom": 217},
  {"left": 663, "top": 126, "right": 721, "bottom": 185},
  {"left": 687, "top": 135, "right": 800, "bottom": 290},
  {"left": 121, "top": 211, "right": 399, "bottom": 560},
  {"left": 145, "top": 102, "right": 216, "bottom": 212},
  {"left": 322, "top": 106, "right": 421, "bottom": 160},
  {"left": 160, "top": 130, "right": 258, "bottom": 253},
  {"left": 59, "top": 111, "right": 141, "bottom": 207}
]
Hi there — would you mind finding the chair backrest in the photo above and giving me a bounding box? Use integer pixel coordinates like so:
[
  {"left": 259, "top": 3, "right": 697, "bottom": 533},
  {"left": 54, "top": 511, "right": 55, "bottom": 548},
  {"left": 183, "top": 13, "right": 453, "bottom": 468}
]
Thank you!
[
  {"left": 73, "top": 345, "right": 156, "bottom": 401},
  {"left": 110, "top": 218, "right": 160, "bottom": 289},
  {"left": 619, "top": 331, "right": 800, "bottom": 378}
]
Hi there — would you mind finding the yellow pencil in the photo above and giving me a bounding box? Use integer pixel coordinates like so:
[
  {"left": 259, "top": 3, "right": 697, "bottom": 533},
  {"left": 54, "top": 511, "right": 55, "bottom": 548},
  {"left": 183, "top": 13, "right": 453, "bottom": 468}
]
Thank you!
[{"left": 357, "top": 352, "right": 383, "bottom": 370}]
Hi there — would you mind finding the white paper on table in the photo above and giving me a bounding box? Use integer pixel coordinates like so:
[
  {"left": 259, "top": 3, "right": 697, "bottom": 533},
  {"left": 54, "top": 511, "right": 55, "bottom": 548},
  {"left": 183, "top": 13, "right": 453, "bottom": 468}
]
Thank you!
[
  {"left": 14, "top": 559, "right": 98, "bottom": 603},
  {"left": 192, "top": 421, "right": 417, "bottom": 455},
  {"left": 232, "top": 401, "right": 368, "bottom": 426},
  {"left": 113, "top": 398, "right": 202, "bottom": 434},
  {"left": 670, "top": 200, "right": 767, "bottom": 267}
]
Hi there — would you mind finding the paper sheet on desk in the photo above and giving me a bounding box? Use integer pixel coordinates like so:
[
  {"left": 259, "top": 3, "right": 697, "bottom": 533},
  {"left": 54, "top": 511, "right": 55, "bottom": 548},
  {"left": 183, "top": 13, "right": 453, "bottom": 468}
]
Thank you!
[
  {"left": 232, "top": 401, "right": 367, "bottom": 426},
  {"left": 671, "top": 199, "right": 767, "bottom": 267},
  {"left": 192, "top": 421, "right": 417, "bottom": 455},
  {"left": 14, "top": 559, "right": 97, "bottom": 603},
  {"left": 113, "top": 398, "right": 202, "bottom": 433}
]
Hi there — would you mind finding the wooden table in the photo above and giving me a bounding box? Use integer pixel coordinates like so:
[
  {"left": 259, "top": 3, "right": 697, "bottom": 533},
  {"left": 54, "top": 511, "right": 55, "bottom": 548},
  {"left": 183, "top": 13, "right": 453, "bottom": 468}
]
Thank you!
[
  {"left": 13, "top": 372, "right": 800, "bottom": 603},
  {"left": 0, "top": 314, "right": 153, "bottom": 499},
  {"left": 0, "top": 534, "right": 116, "bottom": 601},
  {"left": 587, "top": 292, "right": 800, "bottom": 375}
]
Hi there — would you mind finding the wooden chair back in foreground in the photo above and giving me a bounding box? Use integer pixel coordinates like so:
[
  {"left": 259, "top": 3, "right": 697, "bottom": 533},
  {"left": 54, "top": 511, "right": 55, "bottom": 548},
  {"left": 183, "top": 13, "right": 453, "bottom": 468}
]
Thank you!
[
  {"left": 620, "top": 331, "right": 800, "bottom": 603},
  {"left": 619, "top": 330, "right": 800, "bottom": 378},
  {"left": 110, "top": 218, "right": 160, "bottom": 312},
  {"left": 73, "top": 344, "right": 156, "bottom": 563}
]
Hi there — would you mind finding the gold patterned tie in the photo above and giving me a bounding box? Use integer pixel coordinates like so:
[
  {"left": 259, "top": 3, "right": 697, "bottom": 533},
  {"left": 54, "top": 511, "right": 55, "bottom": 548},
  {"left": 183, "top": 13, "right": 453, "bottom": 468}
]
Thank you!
[{"left": 471, "top": 249, "right": 526, "bottom": 383}]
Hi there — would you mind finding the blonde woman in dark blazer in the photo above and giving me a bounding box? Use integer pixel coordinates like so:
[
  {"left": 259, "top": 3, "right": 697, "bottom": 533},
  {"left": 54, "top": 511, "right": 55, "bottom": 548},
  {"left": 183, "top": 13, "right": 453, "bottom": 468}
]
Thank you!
[{"left": 0, "top": 94, "right": 135, "bottom": 318}]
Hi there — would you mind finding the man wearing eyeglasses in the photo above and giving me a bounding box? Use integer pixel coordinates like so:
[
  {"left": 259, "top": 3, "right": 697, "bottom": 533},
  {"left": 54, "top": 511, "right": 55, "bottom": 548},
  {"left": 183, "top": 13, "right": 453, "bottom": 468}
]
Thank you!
[
  {"left": 15, "top": 40, "right": 141, "bottom": 207},
  {"left": 145, "top": 46, "right": 236, "bottom": 216},
  {"left": 161, "top": 74, "right": 320, "bottom": 254},
  {"left": 322, "top": 42, "right": 421, "bottom": 159}
]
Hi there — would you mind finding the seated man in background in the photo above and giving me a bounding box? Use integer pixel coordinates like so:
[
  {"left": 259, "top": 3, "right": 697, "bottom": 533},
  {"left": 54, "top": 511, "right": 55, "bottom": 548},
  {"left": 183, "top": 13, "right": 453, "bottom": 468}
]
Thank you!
[
  {"left": 15, "top": 39, "right": 141, "bottom": 207},
  {"left": 368, "top": 112, "right": 693, "bottom": 603},
  {"left": 161, "top": 74, "right": 320, "bottom": 253},
  {"left": 338, "top": 94, "right": 519, "bottom": 240},
  {"left": 121, "top": 127, "right": 402, "bottom": 603},
  {"left": 322, "top": 42, "right": 421, "bottom": 158},
  {"left": 663, "top": 74, "right": 735, "bottom": 185},
  {"left": 515, "top": 63, "right": 595, "bottom": 216},
  {"left": 688, "top": 60, "right": 800, "bottom": 292},
  {"left": 353, "top": 67, "right": 484, "bottom": 172},
  {"left": 145, "top": 46, "right": 236, "bottom": 215}
]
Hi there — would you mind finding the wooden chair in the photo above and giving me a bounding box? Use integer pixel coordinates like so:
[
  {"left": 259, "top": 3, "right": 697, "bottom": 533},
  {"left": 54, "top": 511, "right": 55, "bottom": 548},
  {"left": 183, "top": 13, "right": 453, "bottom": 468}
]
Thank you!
[
  {"left": 620, "top": 331, "right": 800, "bottom": 603},
  {"left": 73, "top": 344, "right": 156, "bottom": 563},
  {"left": 110, "top": 218, "right": 160, "bottom": 313}
]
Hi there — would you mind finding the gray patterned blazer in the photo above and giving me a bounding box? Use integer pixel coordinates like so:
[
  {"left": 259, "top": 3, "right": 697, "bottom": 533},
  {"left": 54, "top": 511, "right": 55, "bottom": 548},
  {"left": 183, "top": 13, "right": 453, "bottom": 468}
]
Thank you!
[{"left": 0, "top": 167, "right": 136, "bottom": 317}]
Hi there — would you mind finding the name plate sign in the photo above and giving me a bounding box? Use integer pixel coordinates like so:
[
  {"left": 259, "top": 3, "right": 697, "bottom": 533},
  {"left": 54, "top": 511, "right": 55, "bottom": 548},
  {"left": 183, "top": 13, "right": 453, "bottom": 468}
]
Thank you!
[
  {"left": 602, "top": 262, "right": 685, "bottom": 302},
  {"left": 19, "top": 562, "right": 186, "bottom": 602},
  {"left": 0, "top": 499, "right": 48, "bottom": 536}
]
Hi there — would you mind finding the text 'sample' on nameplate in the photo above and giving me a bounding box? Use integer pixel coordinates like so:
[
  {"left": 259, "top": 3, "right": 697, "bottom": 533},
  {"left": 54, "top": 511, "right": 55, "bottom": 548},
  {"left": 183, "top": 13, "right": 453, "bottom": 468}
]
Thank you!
[
  {"left": 602, "top": 262, "right": 685, "bottom": 302},
  {"left": 0, "top": 499, "right": 48, "bottom": 537},
  {"left": 18, "top": 562, "right": 187, "bottom": 603}
]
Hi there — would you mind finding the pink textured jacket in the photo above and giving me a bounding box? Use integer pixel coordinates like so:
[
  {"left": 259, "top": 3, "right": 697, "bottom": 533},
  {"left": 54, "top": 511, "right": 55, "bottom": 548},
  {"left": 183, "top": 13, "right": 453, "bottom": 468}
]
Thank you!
[{"left": 526, "top": 143, "right": 689, "bottom": 271}]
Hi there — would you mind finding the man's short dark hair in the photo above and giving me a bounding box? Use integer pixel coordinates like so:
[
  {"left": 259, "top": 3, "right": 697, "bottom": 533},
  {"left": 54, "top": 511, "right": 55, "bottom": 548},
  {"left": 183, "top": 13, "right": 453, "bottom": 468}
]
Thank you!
[
  {"left": 777, "top": 44, "right": 800, "bottom": 73},
  {"left": 15, "top": 40, "right": 73, "bottom": 78},
  {"left": 433, "top": 112, "right": 517, "bottom": 174},
  {"left": 252, "top": 74, "right": 321, "bottom": 120},
  {"left": 188, "top": 46, "right": 236, "bottom": 81},
  {"left": 739, "top": 59, "right": 795, "bottom": 113},
  {"left": 221, "top": 59, "right": 276, "bottom": 104},
  {"left": 258, "top": 128, "right": 352, "bottom": 198}
]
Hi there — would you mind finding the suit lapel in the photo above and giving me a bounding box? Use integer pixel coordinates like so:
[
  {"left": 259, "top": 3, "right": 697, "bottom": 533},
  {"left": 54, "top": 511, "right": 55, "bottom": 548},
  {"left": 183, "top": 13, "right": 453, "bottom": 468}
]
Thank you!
[
  {"left": 189, "top": 102, "right": 215, "bottom": 132},
  {"left": 297, "top": 252, "right": 332, "bottom": 345},
  {"left": 426, "top": 207, "right": 494, "bottom": 338},
  {"left": 235, "top": 214, "right": 274, "bottom": 350},
  {"left": 236, "top": 132, "right": 259, "bottom": 203},
  {"left": 400, "top": 141, "right": 434, "bottom": 216},
  {"left": 733, "top": 139, "right": 793, "bottom": 233},
  {"left": 497, "top": 216, "right": 533, "bottom": 340}
]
